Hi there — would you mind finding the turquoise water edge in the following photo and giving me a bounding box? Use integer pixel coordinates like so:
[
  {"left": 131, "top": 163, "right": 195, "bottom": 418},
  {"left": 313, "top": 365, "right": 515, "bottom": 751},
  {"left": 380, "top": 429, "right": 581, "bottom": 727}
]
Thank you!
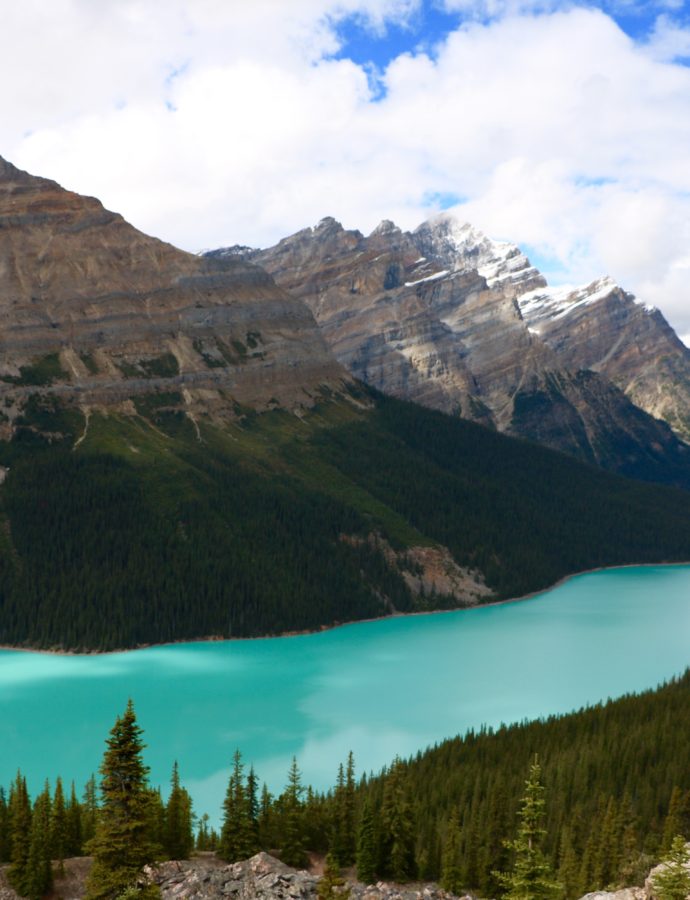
[{"left": 1, "top": 564, "right": 689, "bottom": 825}]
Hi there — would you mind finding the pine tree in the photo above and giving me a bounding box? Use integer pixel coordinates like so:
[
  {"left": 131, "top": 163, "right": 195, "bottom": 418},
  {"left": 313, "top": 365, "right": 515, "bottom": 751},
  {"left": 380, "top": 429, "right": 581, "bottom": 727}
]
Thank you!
[
  {"left": 651, "top": 836, "right": 690, "bottom": 900},
  {"left": 25, "top": 783, "right": 53, "bottom": 900},
  {"left": 280, "top": 757, "right": 307, "bottom": 869},
  {"left": 51, "top": 775, "right": 68, "bottom": 875},
  {"left": 219, "top": 750, "right": 256, "bottom": 862},
  {"left": 8, "top": 772, "right": 32, "bottom": 896},
  {"left": 341, "top": 753, "right": 357, "bottom": 867},
  {"left": 66, "top": 781, "right": 83, "bottom": 857},
  {"left": 259, "top": 783, "right": 275, "bottom": 850},
  {"left": 164, "top": 762, "right": 193, "bottom": 860},
  {"left": 494, "top": 759, "right": 560, "bottom": 900},
  {"left": 356, "top": 799, "right": 377, "bottom": 885},
  {"left": 85, "top": 700, "right": 160, "bottom": 900},
  {"left": 441, "top": 811, "right": 464, "bottom": 894},
  {"left": 663, "top": 791, "right": 690, "bottom": 853},
  {"left": 318, "top": 851, "right": 350, "bottom": 900},
  {"left": 380, "top": 759, "right": 416, "bottom": 883},
  {"left": 82, "top": 774, "right": 99, "bottom": 847},
  {"left": 0, "top": 787, "right": 10, "bottom": 864}
]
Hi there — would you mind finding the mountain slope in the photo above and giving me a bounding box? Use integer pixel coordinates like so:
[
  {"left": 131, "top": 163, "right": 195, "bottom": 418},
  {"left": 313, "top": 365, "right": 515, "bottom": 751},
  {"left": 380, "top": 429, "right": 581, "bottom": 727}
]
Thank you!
[
  {"left": 223, "top": 216, "right": 690, "bottom": 486},
  {"left": 0, "top": 156, "right": 348, "bottom": 426},
  {"left": 1, "top": 161, "right": 690, "bottom": 651},
  {"left": 1, "top": 389, "right": 690, "bottom": 650},
  {"left": 519, "top": 277, "right": 690, "bottom": 444}
]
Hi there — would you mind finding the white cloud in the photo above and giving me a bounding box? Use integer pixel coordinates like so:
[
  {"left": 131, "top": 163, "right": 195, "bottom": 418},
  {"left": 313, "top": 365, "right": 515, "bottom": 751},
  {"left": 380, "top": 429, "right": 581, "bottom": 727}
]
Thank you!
[{"left": 2, "top": 1, "right": 690, "bottom": 337}]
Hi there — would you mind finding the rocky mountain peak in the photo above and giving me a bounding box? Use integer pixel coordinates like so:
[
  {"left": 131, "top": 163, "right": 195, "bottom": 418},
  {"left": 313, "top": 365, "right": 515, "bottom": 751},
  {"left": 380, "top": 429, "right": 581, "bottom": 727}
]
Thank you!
[
  {"left": 370, "top": 219, "right": 402, "bottom": 237},
  {"left": 412, "top": 213, "right": 546, "bottom": 296},
  {"left": 0, "top": 158, "right": 351, "bottom": 436},
  {"left": 239, "top": 212, "right": 690, "bottom": 479}
]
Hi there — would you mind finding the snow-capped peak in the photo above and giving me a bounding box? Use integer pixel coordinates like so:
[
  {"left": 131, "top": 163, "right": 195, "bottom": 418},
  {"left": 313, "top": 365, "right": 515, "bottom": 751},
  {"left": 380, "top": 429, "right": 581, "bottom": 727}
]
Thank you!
[{"left": 413, "top": 213, "right": 546, "bottom": 294}]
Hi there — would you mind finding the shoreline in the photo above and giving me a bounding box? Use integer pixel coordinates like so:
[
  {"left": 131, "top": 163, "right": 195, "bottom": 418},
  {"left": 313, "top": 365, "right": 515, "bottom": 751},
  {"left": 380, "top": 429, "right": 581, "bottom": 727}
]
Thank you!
[{"left": 1, "top": 559, "right": 689, "bottom": 658}]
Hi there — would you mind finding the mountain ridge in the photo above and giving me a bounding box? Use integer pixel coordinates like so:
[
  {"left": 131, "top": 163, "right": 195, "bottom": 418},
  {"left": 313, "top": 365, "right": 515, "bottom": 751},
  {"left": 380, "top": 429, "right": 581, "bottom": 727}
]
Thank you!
[{"left": 218, "top": 214, "right": 690, "bottom": 485}]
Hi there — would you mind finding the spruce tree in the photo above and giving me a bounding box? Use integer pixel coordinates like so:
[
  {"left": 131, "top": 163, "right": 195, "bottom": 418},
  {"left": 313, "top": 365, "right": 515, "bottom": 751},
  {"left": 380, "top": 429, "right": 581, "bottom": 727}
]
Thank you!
[
  {"left": 82, "top": 774, "right": 99, "bottom": 847},
  {"left": 66, "top": 781, "right": 83, "bottom": 857},
  {"left": 280, "top": 757, "right": 307, "bottom": 869},
  {"left": 85, "top": 700, "right": 160, "bottom": 900},
  {"left": 8, "top": 771, "right": 32, "bottom": 896},
  {"left": 164, "top": 762, "right": 193, "bottom": 860},
  {"left": 356, "top": 799, "right": 377, "bottom": 885},
  {"left": 319, "top": 851, "right": 350, "bottom": 900},
  {"left": 219, "top": 750, "right": 256, "bottom": 862},
  {"left": 51, "top": 775, "right": 68, "bottom": 875},
  {"left": 494, "top": 759, "right": 560, "bottom": 900},
  {"left": 441, "top": 811, "right": 463, "bottom": 894},
  {"left": 663, "top": 791, "right": 690, "bottom": 853},
  {"left": 651, "top": 836, "right": 690, "bottom": 900},
  {"left": 0, "top": 786, "right": 10, "bottom": 864},
  {"left": 380, "top": 759, "right": 416, "bottom": 883},
  {"left": 341, "top": 753, "right": 357, "bottom": 867},
  {"left": 25, "top": 783, "right": 53, "bottom": 900}
]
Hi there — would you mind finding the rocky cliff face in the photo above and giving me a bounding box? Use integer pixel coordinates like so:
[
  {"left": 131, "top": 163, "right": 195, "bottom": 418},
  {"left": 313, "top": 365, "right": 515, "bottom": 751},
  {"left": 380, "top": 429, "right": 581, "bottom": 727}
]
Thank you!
[
  {"left": 519, "top": 277, "right": 690, "bottom": 444},
  {"left": 215, "top": 215, "right": 690, "bottom": 481},
  {"left": 0, "top": 157, "right": 349, "bottom": 432}
]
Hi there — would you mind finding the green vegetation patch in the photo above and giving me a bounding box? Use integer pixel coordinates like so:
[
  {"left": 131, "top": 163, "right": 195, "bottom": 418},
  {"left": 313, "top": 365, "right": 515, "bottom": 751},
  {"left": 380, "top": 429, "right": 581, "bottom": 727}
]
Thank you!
[
  {"left": 117, "top": 353, "right": 180, "bottom": 379},
  {"left": 0, "top": 353, "right": 68, "bottom": 387}
]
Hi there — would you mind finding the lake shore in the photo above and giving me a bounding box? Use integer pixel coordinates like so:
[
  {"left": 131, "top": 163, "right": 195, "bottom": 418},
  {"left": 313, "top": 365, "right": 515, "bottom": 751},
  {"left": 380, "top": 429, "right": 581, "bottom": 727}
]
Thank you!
[{"left": 2, "top": 559, "right": 689, "bottom": 658}]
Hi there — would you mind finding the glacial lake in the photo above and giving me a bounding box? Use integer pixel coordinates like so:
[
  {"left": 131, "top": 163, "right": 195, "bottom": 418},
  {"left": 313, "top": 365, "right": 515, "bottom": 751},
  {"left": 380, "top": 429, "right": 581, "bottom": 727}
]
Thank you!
[{"left": 1, "top": 563, "right": 690, "bottom": 825}]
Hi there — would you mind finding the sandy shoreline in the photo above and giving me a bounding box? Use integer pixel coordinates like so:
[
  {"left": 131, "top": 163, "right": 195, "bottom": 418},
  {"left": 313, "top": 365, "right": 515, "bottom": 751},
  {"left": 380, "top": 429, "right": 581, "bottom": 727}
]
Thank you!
[{"left": 1, "top": 559, "right": 689, "bottom": 658}]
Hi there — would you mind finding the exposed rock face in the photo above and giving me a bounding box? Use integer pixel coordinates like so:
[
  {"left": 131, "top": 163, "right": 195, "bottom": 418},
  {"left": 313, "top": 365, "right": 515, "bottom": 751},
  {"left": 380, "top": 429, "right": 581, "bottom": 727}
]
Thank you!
[
  {"left": 519, "top": 278, "right": 690, "bottom": 444},
  {"left": 216, "top": 215, "right": 690, "bottom": 480},
  {"left": 0, "top": 157, "right": 350, "bottom": 428},
  {"left": 149, "top": 853, "right": 468, "bottom": 900}
]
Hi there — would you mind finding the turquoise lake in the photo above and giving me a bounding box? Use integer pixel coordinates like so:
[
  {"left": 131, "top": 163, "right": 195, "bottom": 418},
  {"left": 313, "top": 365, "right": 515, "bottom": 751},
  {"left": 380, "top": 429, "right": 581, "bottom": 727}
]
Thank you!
[{"left": 1, "top": 564, "right": 690, "bottom": 824}]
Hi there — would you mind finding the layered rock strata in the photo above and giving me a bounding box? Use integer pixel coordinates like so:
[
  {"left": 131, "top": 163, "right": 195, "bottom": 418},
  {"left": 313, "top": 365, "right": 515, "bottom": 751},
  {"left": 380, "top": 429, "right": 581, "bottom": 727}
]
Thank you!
[
  {"left": 214, "top": 215, "right": 690, "bottom": 476},
  {"left": 0, "top": 157, "right": 350, "bottom": 429}
]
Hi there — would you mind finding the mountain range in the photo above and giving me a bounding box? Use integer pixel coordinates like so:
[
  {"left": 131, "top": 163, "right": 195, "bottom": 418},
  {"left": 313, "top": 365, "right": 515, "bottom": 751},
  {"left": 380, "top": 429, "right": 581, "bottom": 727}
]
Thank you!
[
  {"left": 213, "top": 214, "right": 690, "bottom": 485},
  {"left": 1, "top": 156, "right": 690, "bottom": 650}
]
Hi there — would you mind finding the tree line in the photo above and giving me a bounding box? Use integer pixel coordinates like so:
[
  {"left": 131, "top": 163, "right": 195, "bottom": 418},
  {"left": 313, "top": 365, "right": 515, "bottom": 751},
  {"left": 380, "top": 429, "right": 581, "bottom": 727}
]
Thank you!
[{"left": 2, "top": 671, "right": 690, "bottom": 899}]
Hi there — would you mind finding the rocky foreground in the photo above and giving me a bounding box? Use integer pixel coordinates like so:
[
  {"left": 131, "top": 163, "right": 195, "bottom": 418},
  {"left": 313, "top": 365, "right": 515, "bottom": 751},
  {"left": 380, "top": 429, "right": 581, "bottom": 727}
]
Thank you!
[{"left": 1, "top": 848, "right": 687, "bottom": 900}]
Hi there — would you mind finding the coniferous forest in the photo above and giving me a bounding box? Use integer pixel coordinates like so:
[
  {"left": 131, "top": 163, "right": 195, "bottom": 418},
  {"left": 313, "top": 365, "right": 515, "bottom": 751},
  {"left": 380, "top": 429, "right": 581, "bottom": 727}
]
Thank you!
[
  {"left": 1, "top": 390, "right": 690, "bottom": 650},
  {"left": 1, "top": 672, "right": 689, "bottom": 899}
]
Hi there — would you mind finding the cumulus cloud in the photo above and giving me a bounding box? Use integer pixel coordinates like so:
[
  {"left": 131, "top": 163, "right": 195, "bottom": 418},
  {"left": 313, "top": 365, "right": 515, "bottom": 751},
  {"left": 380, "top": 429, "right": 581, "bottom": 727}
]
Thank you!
[{"left": 2, "top": 0, "right": 690, "bottom": 336}]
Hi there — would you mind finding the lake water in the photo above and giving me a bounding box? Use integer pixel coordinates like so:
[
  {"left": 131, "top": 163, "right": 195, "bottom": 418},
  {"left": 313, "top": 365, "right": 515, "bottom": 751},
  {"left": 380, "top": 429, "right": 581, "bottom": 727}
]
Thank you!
[{"left": 1, "top": 564, "right": 689, "bottom": 825}]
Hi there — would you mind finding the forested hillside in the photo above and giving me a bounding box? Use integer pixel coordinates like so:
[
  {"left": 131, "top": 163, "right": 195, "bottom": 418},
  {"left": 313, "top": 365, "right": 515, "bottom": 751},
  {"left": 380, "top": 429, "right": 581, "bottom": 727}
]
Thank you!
[
  {"left": 0, "top": 389, "right": 689, "bottom": 650},
  {"left": 2, "top": 672, "right": 689, "bottom": 899}
]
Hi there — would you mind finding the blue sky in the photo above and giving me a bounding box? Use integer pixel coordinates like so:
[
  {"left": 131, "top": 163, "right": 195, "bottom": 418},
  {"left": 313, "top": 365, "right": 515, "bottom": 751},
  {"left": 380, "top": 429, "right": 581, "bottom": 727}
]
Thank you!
[{"left": 1, "top": 0, "right": 689, "bottom": 337}]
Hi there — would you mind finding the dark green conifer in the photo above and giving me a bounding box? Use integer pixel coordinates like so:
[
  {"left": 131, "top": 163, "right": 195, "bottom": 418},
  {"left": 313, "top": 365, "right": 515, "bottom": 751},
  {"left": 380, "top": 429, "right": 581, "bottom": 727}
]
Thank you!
[
  {"left": 164, "top": 762, "right": 193, "bottom": 860},
  {"left": 81, "top": 774, "right": 98, "bottom": 847},
  {"left": 356, "top": 799, "right": 377, "bottom": 884},
  {"left": 25, "top": 782, "right": 53, "bottom": 900},
  {"left": 318, "top": 851, "right": 350, "bottom": 900},
  {"left": 66, "top": 781, "right": 83, "bottom": 857},
  {"left": 441, "top": 811, "right": 463, "bottom": 894},
  {"left": 380, "top": 759, "right": 415, "bottom": 883},
  {"left": 85, "top": 700, "right": 160, "bottom": 900},
  {"left": 219, "top": 750, "right": 256, "bottom": 862},
  {"left": 8, "top": 772, "right": 32, "bottom": 896},
  {"left": 651, "top": 836, "right": 690, "bottom": 900},
  {"left": 51, "top": 775, "right": 68, "bottom": 875},
  {"left": 663, "top": 790, "right": 690, "bottom": 853},
  {"left": 0, "top": 786, "right": 10, "bottom": 864},
  {"left": 280, "top": 757, "right": 307, "bottom": 869},
  {"left": 494, "top": 759, "right": 560, "bottom": 900}
]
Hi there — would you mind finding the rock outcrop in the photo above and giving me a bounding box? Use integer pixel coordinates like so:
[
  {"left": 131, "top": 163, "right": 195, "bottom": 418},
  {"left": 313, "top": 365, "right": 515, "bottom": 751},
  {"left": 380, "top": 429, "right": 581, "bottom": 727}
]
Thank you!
[
  {"left": 214, "top": 215, "right": 690, "bottom": 481},
  {"left": 0, "top": 157, "right": 350, "bottom": 431},
  {"left": 148, "top": 853, "right": 468, "bottom": 900},
  {"left": 519, "top": 278, "right": 690, "bottom": 444}
]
